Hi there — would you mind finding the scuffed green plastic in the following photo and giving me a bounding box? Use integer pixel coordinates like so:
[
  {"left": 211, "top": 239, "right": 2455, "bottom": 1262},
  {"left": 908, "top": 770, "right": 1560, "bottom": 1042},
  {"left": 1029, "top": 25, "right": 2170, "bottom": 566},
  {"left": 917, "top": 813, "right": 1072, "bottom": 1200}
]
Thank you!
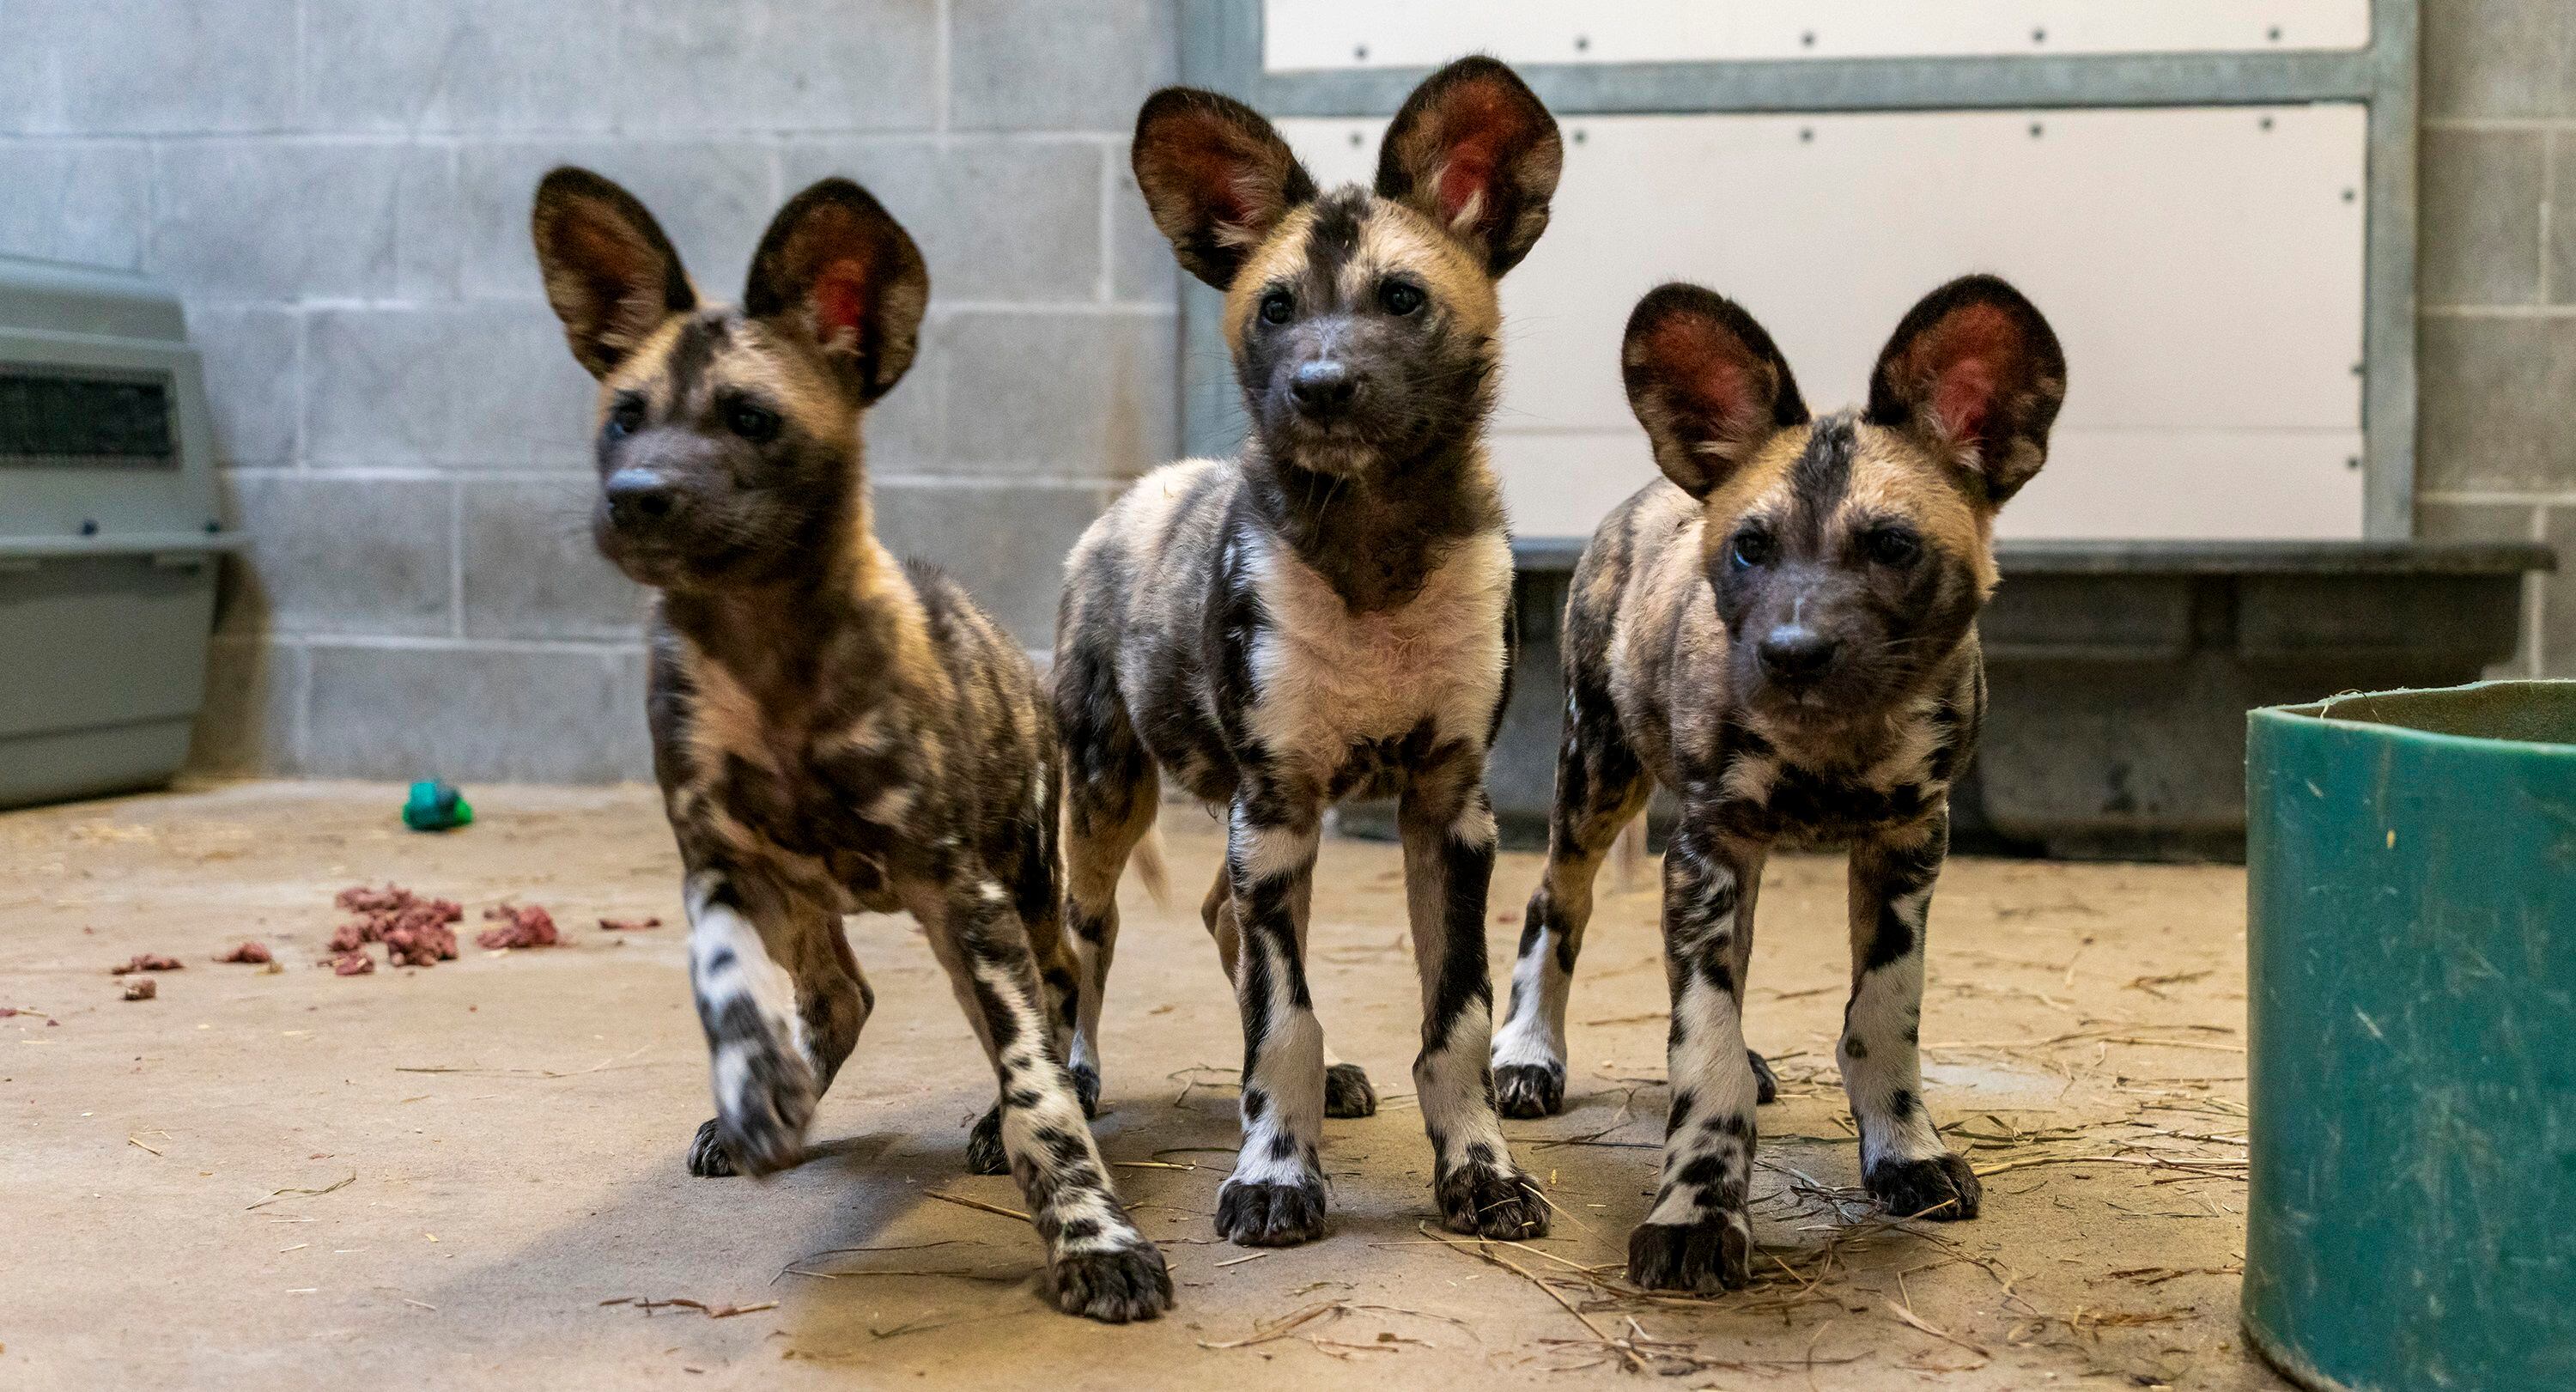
[
  {"left": 401, "top": 780, "right": 472, "bottom": 832},
  {"left": 2244, "top": 681, "right": 2576, "bottom": 1391}
]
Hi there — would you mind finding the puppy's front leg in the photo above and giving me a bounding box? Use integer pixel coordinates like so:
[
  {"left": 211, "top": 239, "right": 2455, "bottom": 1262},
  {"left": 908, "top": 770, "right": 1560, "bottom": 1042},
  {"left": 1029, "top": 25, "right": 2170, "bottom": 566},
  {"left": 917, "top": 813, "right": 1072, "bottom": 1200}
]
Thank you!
[
  {"left": 1214, "top": 787, "right": 1330, "bottom": 1246},
  {"left": 1400, "top": 769, "right": 1547, "bottom": 1239},
  {"left": 917, "top": 874, "right": 1172, "bottom": 1322},
  {"left": 1841, "top": 811, "right": 1980, "bottom": 1221},
  {"left": 1629, "top": 820, "right": 1765, "bottom": 1292},
  {"left": 684, "top": 869, "right": 872, "bottom": 1178}
]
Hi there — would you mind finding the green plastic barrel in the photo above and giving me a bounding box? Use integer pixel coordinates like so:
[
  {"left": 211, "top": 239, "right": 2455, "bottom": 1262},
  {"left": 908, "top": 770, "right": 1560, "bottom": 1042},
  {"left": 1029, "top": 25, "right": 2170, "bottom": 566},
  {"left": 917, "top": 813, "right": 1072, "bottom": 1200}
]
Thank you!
[{"left": 2245, "top": 681, "right": 2576, "bottom": 1391}]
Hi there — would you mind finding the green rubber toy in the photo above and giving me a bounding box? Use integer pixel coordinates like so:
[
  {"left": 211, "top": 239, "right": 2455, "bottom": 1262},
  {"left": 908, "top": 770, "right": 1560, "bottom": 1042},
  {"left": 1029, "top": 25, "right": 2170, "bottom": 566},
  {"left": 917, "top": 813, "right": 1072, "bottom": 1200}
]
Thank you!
[{"left": 401, "top": 780, "right": 473, "bottom": 832}]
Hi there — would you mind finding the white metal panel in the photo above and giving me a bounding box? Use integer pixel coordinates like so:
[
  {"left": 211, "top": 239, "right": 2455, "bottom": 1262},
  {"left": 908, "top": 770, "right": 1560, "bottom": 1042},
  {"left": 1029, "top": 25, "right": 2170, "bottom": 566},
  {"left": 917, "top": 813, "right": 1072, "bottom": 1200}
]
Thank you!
[
  {"left": 1263, "top": 0, "right": 2372, "bottom": 70},
  {"left": 1277, "top": 106, "right": 2368, "bottom": 542}
]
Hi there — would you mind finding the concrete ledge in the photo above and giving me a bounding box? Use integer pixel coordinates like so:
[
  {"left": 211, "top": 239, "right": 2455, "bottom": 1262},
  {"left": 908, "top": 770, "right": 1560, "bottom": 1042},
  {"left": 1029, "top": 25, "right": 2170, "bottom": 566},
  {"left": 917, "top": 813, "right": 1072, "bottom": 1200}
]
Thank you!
[{"left": 1480, "top": 539, "right": 2555, "bottom": 861}]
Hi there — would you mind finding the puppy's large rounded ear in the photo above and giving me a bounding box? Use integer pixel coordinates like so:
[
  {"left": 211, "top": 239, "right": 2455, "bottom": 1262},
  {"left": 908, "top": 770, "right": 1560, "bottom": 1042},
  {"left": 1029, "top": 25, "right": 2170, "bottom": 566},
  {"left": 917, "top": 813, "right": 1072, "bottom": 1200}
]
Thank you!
[
  {"left": 531, "top": 167, "right": 696, "bottom": 379},
  {"left": 743, "top": 178, "right": 929, "bottom": 405},
  {"left": 1622, "top": 284, "right": 1807, "bottom": 499},
  {"left": 1131, "top": 88, "right": 1318, "bottom": 289},
  {"left": 1375, "top": 56, "right": 1563, "bottom": 277},
  {"left": 1864, "top": 276, "right": 2067, "bottom": 507}
]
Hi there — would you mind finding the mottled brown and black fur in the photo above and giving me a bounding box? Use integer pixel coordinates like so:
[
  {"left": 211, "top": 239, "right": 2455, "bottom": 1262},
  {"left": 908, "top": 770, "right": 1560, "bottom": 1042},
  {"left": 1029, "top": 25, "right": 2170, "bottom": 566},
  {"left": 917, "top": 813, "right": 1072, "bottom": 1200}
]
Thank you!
[
  {"left": 531, "top": 167, "right": 1169, "bottom": 1322},
  {"left": 1052, "top": 58, "right": 1560, "bottom": 1249},
  {"left": 1490, "top": 277, "right": 2066, "bottom": 1292}
]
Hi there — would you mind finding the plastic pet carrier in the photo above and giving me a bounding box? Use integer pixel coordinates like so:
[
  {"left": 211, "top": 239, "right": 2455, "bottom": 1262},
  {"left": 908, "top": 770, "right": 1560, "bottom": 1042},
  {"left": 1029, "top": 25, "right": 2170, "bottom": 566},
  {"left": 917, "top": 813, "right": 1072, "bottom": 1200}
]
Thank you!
[{"left": 0, "top": 255, "right": 240, "bottom": 808}]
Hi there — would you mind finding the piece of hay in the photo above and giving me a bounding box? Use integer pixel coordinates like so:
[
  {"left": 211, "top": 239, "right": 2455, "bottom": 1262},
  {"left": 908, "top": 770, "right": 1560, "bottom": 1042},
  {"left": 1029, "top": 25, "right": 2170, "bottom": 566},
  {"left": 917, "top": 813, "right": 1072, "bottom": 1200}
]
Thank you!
[
  {"left": 477, "top": 904, "right": 560, "bottom": 950},
  {"left": 122, "top": 977, "right": 157, "bottom": 1001},
  {"left": 598, "top": 916, "right": 661, "bottom": 932},
  {"left": 215, "top": 941, "right": 273, "bottom": 965},
  {"left": 108, "top": 953, "right": 184, "bottom": 975},
  {"left": 330, "top": 951, "right": 375, "bottom": 976}
]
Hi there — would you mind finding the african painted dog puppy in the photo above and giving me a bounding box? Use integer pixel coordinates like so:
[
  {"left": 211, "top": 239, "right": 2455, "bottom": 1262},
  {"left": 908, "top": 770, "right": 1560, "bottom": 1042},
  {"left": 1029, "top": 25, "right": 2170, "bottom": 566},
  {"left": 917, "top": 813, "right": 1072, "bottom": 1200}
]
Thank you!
[
  {"left": 530, "top": 169, "right": 1170, "bottom": 1322},
  {"left": 1490, "top": 277, "right": 2066, "bottom": 1292},
  {"left": 1053, "top": 58, "right": 1561, "bottom": 1248}
]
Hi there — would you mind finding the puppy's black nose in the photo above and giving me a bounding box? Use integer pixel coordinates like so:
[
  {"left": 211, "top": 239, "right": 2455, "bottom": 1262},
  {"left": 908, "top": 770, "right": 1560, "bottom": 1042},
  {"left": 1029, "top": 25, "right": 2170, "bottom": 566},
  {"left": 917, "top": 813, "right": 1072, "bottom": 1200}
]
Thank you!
[
  {"left": 1290, "top": 360, "right": 1357, "bottom": 417},
  {"left": 604, "top": 470, "right": 678, "bottom": 529},
  {"left": 1757, "top": 626, "right": 1838, "bottom": 685}
]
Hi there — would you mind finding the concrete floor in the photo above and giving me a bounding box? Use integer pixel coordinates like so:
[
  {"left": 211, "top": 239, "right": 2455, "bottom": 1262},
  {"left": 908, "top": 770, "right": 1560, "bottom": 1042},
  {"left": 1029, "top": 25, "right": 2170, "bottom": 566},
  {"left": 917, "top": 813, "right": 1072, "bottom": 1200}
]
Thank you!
[{"left": 1, "top": 781, "right": 2283, "bottom": 1390}]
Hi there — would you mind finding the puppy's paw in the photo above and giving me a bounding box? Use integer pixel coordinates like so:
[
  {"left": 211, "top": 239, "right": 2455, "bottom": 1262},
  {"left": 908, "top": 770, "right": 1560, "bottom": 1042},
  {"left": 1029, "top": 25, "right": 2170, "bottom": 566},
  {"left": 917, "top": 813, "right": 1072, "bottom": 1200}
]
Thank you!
[
  {"left": 1434, "top": 1160, "right": 1550, "bottom": 1240},
  {"left": 966, "top": 1104, "right": 1009, "bottom": 1176},
  {"left": 1323, "top": 1061, "right": 1377, "bottom": 1119},
  {"left": 1069, "top": 1061, "right": 1103, "bottom": 1119},
  {"left": 1048, "top": 1243, "right": 1175, "bottom": 1323},
  {"left": 1627, "top": 1211, "right": 1751, "bottom": 1293},
  {"left": 1866, "top": 1152, "right": 1983, "bottom": 1221},
  {"left": 1747, "top": 1049, "right": 1778, "bottom": 1106},
  {"left": 1214, "top": 1177, "right": 1327, "bottom": 1247},
  {"left": 1493, "top": 1062, "right": 1564, "bottom": 1119},
  {"left": 709, "top": 1033, "right": 817, "bottom": 1177},
  {"left": 686, "top": 1117, "right": 737, "bottom": 1177}
]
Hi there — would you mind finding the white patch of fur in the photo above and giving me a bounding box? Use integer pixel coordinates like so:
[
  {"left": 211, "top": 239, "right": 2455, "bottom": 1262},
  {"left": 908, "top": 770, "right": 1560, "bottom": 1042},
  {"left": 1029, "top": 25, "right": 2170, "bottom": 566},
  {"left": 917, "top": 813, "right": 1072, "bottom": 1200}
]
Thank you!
[{"left": 1242, "top": 526, "right": 1511, "bottom": 783}]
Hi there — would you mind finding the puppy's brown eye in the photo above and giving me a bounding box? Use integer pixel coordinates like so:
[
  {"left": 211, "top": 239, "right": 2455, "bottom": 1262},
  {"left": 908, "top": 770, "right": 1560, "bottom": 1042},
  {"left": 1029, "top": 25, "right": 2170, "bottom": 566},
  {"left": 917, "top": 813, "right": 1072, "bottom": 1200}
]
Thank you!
[
  {"left": 1260, "top": 289, "right": 1295, "bottom": 325},
  {"left": 1863, "top": 527, "right": 1920, "bottom": 566},
  {"left": 605, "top": 396, "right": 646, "bottom": 439},
  {"left": 1731, "top": 529, "right": 1775, "bottom": 569},
  {"left": 726, "top": 401, "right": 781, "bottom": 443},
  {"left": 1378, "top": 281, "right": 1425, "bottom": 316}
]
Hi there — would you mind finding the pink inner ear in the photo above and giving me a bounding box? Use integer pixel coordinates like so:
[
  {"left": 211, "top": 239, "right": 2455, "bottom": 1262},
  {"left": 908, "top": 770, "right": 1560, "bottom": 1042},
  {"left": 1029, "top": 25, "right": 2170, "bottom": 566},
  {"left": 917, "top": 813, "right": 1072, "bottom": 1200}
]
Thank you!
[
  {"left": 811, "top": 258, "right": 870, "bottom": 348},
  {"left": 1647, "top": 316, "right": 1756, "bottom": 435},
  {"left": 1932, "top": 358, "right": 1996, "bottom": 445},
  {"left": 1437, "top": 148, "right": 1495, "bottom": 226}
]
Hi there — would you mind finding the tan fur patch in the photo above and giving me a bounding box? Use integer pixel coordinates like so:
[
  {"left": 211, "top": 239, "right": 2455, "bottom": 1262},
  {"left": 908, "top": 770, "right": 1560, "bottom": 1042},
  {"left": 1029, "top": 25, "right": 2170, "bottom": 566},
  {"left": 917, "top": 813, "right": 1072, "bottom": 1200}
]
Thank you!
[{"left": 1837, "top": 426, "right": 1998, "bottom": 595}]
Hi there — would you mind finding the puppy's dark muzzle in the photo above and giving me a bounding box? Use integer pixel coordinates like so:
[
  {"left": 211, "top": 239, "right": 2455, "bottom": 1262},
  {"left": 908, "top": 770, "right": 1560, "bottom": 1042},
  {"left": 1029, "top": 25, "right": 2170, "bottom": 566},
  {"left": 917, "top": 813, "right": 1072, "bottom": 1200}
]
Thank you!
[
  {"left": 1755, "top": 625, "right": 1839, "bottom": 691},
  {"left": 1288, "top": 360, "right": 1358, "bottom": 422},
  {"left": 604, "top": 468, "right": 682, "bottom": 532}
]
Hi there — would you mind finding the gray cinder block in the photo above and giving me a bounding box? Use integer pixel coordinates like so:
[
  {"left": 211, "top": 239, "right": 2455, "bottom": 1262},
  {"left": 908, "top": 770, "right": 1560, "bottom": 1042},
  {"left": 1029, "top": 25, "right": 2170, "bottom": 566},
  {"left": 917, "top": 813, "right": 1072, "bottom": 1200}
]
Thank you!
[
  {"left": 2419, "top": 128, "right": 2543, "bottom": 306},
  {"left": 185, "top": 304, "right": 300, "bottom": 467},
  {"left": 304, "top": 641, "right": 653, "bottom": 782},
  {"left": 2419, "top": 313, "right": 2576, "bottom": 492},
  {"left": 306, "top": 303, "right": 597, "bottom": 468},
  {"left": 301, "top": 0, "right": 626, "bottom": 134},
  {"left": 0, "top": 142, "right": 151, "bottom": 268},
  {"left": 620, "top": 0, "right": 940, "bottom": 133},
  {"left": 939, "top": 309, "right": 1177, "bottom": 478},
  {"left": 2422, "top": 0, "right": 2576, "bottom": 119},
  {"left": 220, "top": 473, "right": 457, "bottom": 638},
  {"left": 152, "top": 143, "right": 464, "bottom": 301},
  {"left": 459, "top": 477, "right": 647, "bottom": 641},
  {"left": 0, "top": 0, "right": 297, "bottom": 135},
  {"left": 949, "top": 0, "right": 1177, "bottom": 131}
]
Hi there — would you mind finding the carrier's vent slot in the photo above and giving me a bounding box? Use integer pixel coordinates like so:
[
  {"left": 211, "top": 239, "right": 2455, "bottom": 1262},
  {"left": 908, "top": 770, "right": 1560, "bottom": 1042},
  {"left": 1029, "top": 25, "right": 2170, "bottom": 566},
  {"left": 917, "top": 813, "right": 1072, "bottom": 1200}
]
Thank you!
[{"left": 0, "top": 366, "right": 176, "bottom": 469}]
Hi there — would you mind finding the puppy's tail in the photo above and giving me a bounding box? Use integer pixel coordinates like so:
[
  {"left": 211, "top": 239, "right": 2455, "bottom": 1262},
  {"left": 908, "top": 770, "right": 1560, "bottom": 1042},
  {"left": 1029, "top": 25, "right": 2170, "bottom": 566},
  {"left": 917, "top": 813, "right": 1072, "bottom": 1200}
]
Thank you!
[{"left": 1133, "top": 824, "right": 1171, "bottom": 909}]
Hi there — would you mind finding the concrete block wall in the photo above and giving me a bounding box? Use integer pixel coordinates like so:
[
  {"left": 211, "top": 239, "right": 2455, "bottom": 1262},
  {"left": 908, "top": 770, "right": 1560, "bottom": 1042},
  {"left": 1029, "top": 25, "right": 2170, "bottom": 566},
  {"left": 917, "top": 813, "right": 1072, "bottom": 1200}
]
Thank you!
[
  {"left": 8, "top": 2, "right": 2572, "bottom": 783},
  {"left": 2415, "top": 0, "right": 2576, "bottom": 676},
  {"left": 0, "top": 0, "right": 1180, "bottom": 781}
]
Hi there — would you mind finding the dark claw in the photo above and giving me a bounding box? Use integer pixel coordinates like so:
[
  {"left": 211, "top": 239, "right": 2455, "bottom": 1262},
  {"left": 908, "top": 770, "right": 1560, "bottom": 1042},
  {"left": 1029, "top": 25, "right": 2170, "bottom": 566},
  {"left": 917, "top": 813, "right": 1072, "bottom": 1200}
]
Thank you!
[
  {"left": 1866, "top": 1152, "right": 1983, "bottom": 1221},
  {"left": 1049, "top": 1243, "right": 1176, "bottom": 1323},
  {"left": 1627, "top": 1213, "right": 1752, "bottom": 1292},
  {"left": 1214, "top": 1177, "right": 1327, "bottom": 1247},
  {"left": 1323, "top": 1061, "right": 1377, "bottom": 1118},
  {"left": 1747, "top": 1049, "right": 1778, "bottom": 1105},
  {"left": 686, "top": 1117, "right": 737, "bottom": 1177},
  {"left": 1493, "top": 1062, "right": 1564, "bottom": 1118},
  {"left": 966, "top": 1104, "right": 1009, "bottom": 1176},
  {"left": 1434, "top": 1161, "right": 1551, "bottom": 1240}
]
